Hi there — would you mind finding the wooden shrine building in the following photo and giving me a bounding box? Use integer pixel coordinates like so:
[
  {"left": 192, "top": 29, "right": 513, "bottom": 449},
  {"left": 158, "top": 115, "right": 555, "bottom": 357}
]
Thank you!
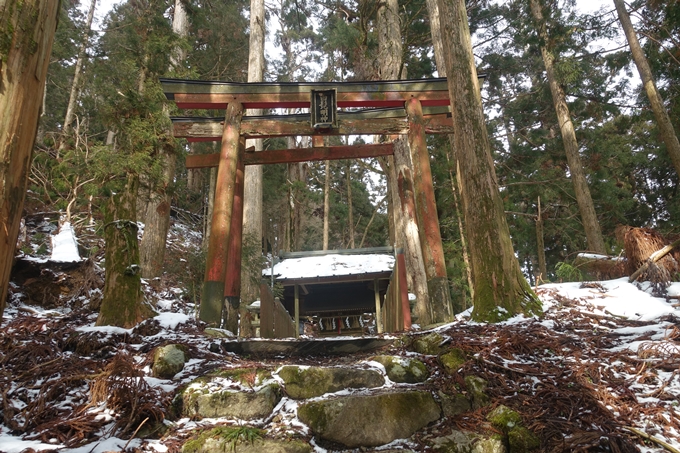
[{"left": 160, "top": 77, "right": 480, "bottom": 335}]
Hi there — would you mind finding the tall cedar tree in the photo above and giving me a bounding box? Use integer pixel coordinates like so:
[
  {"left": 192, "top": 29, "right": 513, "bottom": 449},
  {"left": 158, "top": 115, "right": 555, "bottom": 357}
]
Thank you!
[
  {"left": 0, "top": 0, "right": 59, "bottom": 319},
  {"left": 435, "top": 0, "right": 541, "bottom": 321}
]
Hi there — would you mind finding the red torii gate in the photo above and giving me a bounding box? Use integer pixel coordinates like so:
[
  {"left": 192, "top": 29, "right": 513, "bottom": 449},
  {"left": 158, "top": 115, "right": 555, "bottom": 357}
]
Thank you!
[{"left": 161, "top": 77, "right": 466, "bottom": 330}]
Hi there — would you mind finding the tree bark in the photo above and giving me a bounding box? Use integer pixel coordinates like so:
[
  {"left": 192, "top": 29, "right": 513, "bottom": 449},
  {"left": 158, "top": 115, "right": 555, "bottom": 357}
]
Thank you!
[
  {"left": 436, "top": 0, "right": 541, "bottom": 322},
  {"left": 240, "top": 0, "right": 266, "bottom": 310},
  {"left": 394, "top": 138, "right": 431, "bottom": 325},
  {"left": 323, "top": 159, "right": 330, "bottom": 250},
  {"left": 97, "top": 175, "right": 154, "bottom": 327},
  {"left": 536, "top": 197, "right": 548, "bottom": 281},
  {"left": 139, "top": 0, "right": 187, "bottom": 279},
  {"left": 346, "top": 161, "right": 355, "bottom": 248},
  {"left": 613, "top": 0, "right": 680, "bottom": 178},
  {"left": 530, "top": 0, "right": 606, "bottom": 254},
  {"left": 58, "top": 0, "right": 97, "bottom": 156},
  {"left": 0, "top": 0, "right": 59, "bottom": 319},
  {"left": 427, "top": 0, "right": 473, "bottom": 313}
]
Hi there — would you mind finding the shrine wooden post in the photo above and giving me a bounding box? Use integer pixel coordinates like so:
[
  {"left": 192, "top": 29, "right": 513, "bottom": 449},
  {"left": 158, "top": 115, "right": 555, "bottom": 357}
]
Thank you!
[
  {"left": 223, "top": 152, "right": 245, "bottom": 331},
  {"left": 405, "top": 98, "right": 453, "bottom": 323},
  {"left": 201, "top": 101, "right": 244, "bottom": 325}
]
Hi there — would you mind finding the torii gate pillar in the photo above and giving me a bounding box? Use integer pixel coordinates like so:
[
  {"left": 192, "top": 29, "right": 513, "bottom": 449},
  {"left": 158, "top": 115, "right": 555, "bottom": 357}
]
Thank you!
[
  {"left": 200, "top": 101, "right": 244, "bottom": 325},
  {"left": 405, "top": 98, "right": 454, "bottom": 323}
]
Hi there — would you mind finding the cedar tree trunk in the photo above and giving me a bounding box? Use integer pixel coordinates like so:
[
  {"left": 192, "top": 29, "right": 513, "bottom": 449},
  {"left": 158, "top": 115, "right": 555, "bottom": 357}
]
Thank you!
[
  {"left": 436, "top": 0, "right": 541, "bottom": 322},
  {"left": 613, "top": 0, "right": 680, "bottom": 177},
  {"left": 97, "top": 175, "right": 154, "bottom": 327},
  {"left": 530, "top": 0, "right": 606, "bottom": 254},
  {"left": 0, "top": 0, "right": 59, "bottom": 319}
]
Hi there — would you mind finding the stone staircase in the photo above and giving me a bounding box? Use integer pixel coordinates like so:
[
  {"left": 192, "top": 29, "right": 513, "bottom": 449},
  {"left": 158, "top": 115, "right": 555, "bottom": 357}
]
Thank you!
[{"left": 163, "top": 332, "right": 539, "bottom": 453}]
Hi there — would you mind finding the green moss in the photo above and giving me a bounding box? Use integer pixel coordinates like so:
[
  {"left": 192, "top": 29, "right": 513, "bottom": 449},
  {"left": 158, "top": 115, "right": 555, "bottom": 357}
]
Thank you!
[
  {"left": 182, "top": 426, "right": 264, "bottom": 453},
  {"left": 411, "top": 332, "right": 444, "bottom": 355},
  {"left": 211, "top": 367, "right": 272, "bottom": 386},
  {"left": 487, "top": 405, "right": 522, "bottom": 432},
  {"left": 439, "top": 348, "right": 467, "bottom": 375},
  {"left": 297, "top": 401, "right": 328, "bottom": 433},
  {"left": 464, "top": 375, "right": 490, "bottom": 409},
  {"left": 508, "top": 426, "right": 541, "bottom": 452}
]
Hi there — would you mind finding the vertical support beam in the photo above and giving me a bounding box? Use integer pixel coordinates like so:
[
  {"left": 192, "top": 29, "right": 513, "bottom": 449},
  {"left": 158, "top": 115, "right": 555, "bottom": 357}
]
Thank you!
[
  {"left": 374, "top": 279, "right": 383, "bottom": 334},
  {"left": 201, "top": 101, "right": 244, "bottom": 326},
  {"left": 294, "top": 284, "right": 300, "bottom": 338},
  {"left": 397, "top": 252, "right": 412, "bottom": 330},
  {"left": 405, "top": 97, "right": 453, "bottom": 323},
  {"left": 223, "top": 151, "right": 245, "bottom": 332}
]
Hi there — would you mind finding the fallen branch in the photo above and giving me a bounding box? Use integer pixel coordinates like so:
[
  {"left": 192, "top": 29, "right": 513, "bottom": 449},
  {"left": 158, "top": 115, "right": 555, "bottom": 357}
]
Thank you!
[
  {"left": 629, "top": 238, "right": 680, "bottom": 282},
  {"left": 624, "top": 426, "right": 680, "bottom": 453}
]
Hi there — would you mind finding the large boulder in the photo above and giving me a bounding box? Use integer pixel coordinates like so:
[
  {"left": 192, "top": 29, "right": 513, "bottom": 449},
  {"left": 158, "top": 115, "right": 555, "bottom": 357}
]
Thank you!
[
  {"left": 298, "top": 391, "right": 441, "bottom": 447},
  {"left": 372, "top": 355, "right": 429, "bottom": 383},
  {"left": 438, "top": 391, "right": 471, "bottom": 417},
  {"left": 152, "top": 344, "right": 187, "bottom": 379},
  {"left": 183, "top": 384, "right": 281, "bottom": 420},
  {"left": 278, "top": 366, "right": 384, "bottom": 399}
]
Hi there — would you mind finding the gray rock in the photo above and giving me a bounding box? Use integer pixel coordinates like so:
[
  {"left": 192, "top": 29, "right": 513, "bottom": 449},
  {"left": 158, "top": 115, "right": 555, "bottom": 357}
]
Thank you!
[
  {"left": 184, "top": 385, "right": 281, "bottom": 420},
  {"left": 278, "top": 365, "right": 384, "bottom": 399},
  {"left": 298, "top": 391, "right": 441, "bottom": 447},
  {"left": 431, "top": 430, "right": 506, "bottom": 453},
  {"left": 438, "top": 391, "right": 471, "bottom": 417},
  {"left": 152, "top": 344, "right": 186, "bottom": 379},
  {"left": 184, "top": 436, "right": 311, "bottom": 453},
  {"left": 464, "top": 375, "right": 490, "bottom": 409},
  {"left": 372, "top": 355, "right": 429, "bottom": 383},
  {"left": 411, "top": 332, "right": 444, "bottom": 355}
]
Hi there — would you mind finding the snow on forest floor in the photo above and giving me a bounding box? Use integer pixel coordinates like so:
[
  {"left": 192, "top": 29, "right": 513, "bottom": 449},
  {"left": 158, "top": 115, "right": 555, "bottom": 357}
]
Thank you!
[{"left": 1, "top": 272, "right": 680, "bottom": 453}]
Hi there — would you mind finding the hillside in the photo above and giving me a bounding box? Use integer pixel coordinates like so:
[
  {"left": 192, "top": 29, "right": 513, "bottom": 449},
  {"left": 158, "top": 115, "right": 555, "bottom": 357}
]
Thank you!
[{"left": 1, "top": 220, "right": 680, "bottom": 453}]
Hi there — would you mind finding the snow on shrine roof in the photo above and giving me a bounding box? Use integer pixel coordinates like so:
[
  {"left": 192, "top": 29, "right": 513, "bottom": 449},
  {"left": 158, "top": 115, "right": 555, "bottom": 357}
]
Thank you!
[{"left": 263, "top": 248, "right": 396, "bottom": 282}]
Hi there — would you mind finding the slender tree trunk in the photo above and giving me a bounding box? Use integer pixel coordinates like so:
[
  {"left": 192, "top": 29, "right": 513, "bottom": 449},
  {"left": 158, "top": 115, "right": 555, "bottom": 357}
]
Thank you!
[
  {"left": 436, "top": 0, "right": 541, "bottom": 322},
  {"left": 97, "top": 175, "right": 154, "bottom": 327},
  {"left": 323, "top": 159, "right": 330, "bottom": 250},
  {"left": 530, "top": 0, "right": 606, "bottom": 254},
  {"left": 536, "top": 196, "right": 548, "bottom": 281},
  {"left": 204, "top": 166, "right": 217, "bottom": 249},
  {"left": 0, "top": 0, "right": 59, "bottom": 320},
  {"left": 58, "top": 0, "right": 97, "bottom": 156},
  {"left": 346, "top": 162, "right": 355, "bottom": 248},
  {"left": 240, "top": 0, "right": 266, "bottom": 313},
  {"left": 614, "top": 0, "right": 680, "bottom": 177},
  {"left": 139, "top": 0, "right": 188, "bottom": 279}
]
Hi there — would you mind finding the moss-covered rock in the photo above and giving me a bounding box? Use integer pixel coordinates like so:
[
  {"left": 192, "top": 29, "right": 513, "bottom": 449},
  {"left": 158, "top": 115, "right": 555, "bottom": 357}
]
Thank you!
[
  {"left": 204, "top": 327, "right": 235, "bottom": 338},
  {"left": 438, "top": 391, "right": 471, "bottom": 417},
  {"left": 183, "top": 384, "right": 281, "bottom": 420},
  {"left": 410, "top": 332, "right": 444, "bottom": 355},
  {"left": 464, "top": 376, "right": 490, "bottom": 409},
  {"left": 372, "top": 355, "right": 429, "bottom": 383},
  {"left": 487, "top": 405, "right": 540, "bottom": 452},
  {"left": 487, "top": 405, "right": 522, "bottom": 432},
  {"left": 431, "top": 430, "right": 506, "bottom": 453},
  {"left": 278, "top": 366, "right": 384, "bottom": 399},
  {"left": 439, "top": 348, "right": 467, "bottom": 375},
  {"left": 152, "top": 344, "right": 187, "bottom": 379},
  {"left": 182, "top": 426, "right": 311, "bottom": 453},
  {"left": 298, "top": 391, "right": 441, "bottom": 447}
]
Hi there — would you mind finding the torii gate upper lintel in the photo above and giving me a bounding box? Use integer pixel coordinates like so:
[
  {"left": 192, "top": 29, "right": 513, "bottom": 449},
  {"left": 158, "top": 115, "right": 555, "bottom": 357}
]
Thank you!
[{"left": 160, "top": 76, "right": 477, "bottom": 330}]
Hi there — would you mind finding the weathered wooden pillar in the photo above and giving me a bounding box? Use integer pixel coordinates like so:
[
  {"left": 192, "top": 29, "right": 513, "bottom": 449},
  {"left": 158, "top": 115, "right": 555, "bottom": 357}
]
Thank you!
[
  {"left": 374, "top": 279, "right": 383, "bottom": 334},
  {"left": 294, "top": 284, "right": 300, "bottom": 338},
  {"left": 397, "top": 251, "right": 412, "bottom": 330},
  {"left": 405, "top": 97, "right": 453, "bottom": 323},
  {"left": 223, "top": 153, "right": 245, "bottom": 332},
  {"left": 201, "top": 101, "right": 244, "bottom": 326}
]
